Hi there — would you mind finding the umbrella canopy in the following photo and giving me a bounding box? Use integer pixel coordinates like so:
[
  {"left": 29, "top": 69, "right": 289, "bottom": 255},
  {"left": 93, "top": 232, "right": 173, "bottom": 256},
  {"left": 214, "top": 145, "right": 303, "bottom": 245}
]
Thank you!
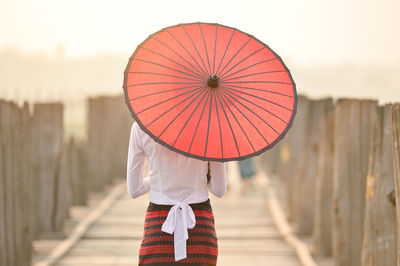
[{"left": 124, "top": 22, "right": 297, "bottom": 162}]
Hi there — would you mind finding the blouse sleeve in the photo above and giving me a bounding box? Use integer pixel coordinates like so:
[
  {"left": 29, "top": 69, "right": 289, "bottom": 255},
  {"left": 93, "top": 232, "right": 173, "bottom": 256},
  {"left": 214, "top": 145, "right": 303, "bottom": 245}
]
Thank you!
[
  {"left": 127, "top": 122, "right": 150, "bottom": 198},
  {"left": 208, "top": 162, "right": 227, "bottom": 197}
]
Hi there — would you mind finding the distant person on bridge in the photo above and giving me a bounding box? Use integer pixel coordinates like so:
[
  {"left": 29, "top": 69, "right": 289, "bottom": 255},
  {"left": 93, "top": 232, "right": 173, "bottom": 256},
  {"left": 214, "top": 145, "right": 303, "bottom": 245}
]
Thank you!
[
  {"left": 127, "top": 122, "right": 227, "bottom": 265},
  {"left": 238, "top": 158, "right": 257, "bottom": 194}
]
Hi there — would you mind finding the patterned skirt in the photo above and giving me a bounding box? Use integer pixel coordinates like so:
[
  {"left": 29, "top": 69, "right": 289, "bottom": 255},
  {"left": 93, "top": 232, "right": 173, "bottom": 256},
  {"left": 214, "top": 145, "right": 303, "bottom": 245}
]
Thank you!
[{"left": 139, "top": 200, "right": 218, "bottom": 266}]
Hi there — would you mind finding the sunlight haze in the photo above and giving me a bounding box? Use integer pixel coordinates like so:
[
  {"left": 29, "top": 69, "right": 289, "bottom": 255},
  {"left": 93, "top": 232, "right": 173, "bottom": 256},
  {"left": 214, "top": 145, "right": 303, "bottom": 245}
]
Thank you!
[
  {"left": 1, "top": 0, "right": 399, "bottom": 65},
  {"left": 0, "top": 0, "right": 399, "bottom": 139}
]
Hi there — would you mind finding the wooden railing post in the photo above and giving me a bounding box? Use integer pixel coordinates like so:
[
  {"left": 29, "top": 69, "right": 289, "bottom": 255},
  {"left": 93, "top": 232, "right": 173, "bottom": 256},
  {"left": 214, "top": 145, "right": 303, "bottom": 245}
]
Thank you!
[
  {"left": 32, "top": 103, "right": 65, "bottom": 233},
  {"left": 67, "top": 137, "right": 88, "bottom": 205},
  {"left": 392, "top": 104, "right": 400, "bottom": 266},
  {"left": 280, "top": 95, "right": 311, "bottom": 222},
  {"left": 312, "top": 98, "right": 334, "bottom": 256},
  {"left": 87, "top": 95, "right": 132, "bottom": 191},
  {"left": 0, "top": 100, "right": 16, "bottom": 266},
  {"left": 0, "top": 100, "right": 33, "bottom": 266},
  {"left": 332, "top": 99, "right": 377, "bottom": 266},
  {"left": 292, "top": 99, "right": 331, "bottom": 235},
  {"left": 361, "top": 104, "right": 397, "bottom": 265}
]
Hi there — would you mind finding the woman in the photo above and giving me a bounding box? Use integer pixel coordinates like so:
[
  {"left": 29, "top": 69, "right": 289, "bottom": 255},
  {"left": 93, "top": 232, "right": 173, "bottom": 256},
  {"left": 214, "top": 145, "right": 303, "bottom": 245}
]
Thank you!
[{"left": 127, "top": 121, "right": 227, "bottom": 265}]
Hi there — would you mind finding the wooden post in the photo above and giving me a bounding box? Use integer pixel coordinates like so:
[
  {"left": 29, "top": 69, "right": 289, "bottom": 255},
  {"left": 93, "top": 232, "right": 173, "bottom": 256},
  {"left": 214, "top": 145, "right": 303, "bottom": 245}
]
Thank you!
[
  {"left": 280, "top": 95, "right": 311, "bottom": 222},
  {"left": 20, "top": 102, "right": 33, "bottom": 265},
  {"left": 0, "top": 100, "right": 13, "bottom": 266},
  {"left": 79, "top": 142, "right": 89, "bottom": 204},
  {"left": 54, "top": 144, "right": 72, "bottom": 232},
  {"left": 0, "top": 101, "right": 33, "bottom": 266},
  {"left": 392, "top": 104, "right": 400, "bottom": 266},
  {"left": 87, "top": 95, "right": 132, "bottom": 191},
  {"left": 1, "top": 101, "right": 16, "bottom": 265},
  {"left": 0, "top": 101, "right": 4, "bottom": 265},
  {"left": 361, "top": 104, "right": 397, "bottom": 265},
  {"left": 293, "top": 99, "right": 330, "bottom": 235},
  {"left": 32, "top": 103, "right": 64, "bottom": 233},
  {"left": 333, "top": 99, "right": 377, "bottom": 266},
  {"left": 259, "top": 142, "right": 282, "bottom": 178},
  {"left": 67, "top": 137, "right": 88, "bottom": 205},
  {"left": 14, "top": 103, "right": 33, "bottom": 265},
  {"left": 87, "top": 97, "right": 107, "bottom": 191},
  {"left": 312, "top": 98, "right": 334, "bottom": 256},
  {"left": 107, "top": 95, "right": 132, "bottom": 181}
]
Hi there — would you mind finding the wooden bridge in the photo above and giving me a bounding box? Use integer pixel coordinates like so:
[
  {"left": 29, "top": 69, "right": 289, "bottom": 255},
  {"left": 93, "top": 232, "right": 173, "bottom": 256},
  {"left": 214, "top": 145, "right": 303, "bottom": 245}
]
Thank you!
[
  {"left": 31, "top": 163, "right": 320, "bottom": 266},
  {"left": 2, "top": 96, "right": 400, "bottom": 266}
]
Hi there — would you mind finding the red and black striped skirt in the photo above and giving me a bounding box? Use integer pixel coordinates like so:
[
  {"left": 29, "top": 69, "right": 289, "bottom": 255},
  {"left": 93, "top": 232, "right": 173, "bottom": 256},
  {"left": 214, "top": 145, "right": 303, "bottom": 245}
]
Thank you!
[{"left": 139, "top": 199, "right": 218, "bottom": 266}]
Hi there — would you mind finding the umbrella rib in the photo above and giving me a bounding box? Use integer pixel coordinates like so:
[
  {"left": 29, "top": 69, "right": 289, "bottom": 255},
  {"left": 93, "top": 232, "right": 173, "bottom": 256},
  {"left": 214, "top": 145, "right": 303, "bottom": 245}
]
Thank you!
[
  {"left": 219, "top": 47, "right": 266, "bottom": 79},
  {"left": 135, "top": 86, "right": 202, "bottom": 115},
  {"left": 199, "top": 24, "right": 212, "bottom": 75},
  {"left": 128, "top": 81, "right": 201, "bottom": 87},
  {"left": 221, "top": 86, "right": 289, "bottom": 125},
  {"left": 182, "top": 25, "right": 210, "bottom": 76},
  {"left": 216, "top": 30, "right": 235, "bottom": 75},
  {"left": 212, "top": 26, "right": 218, "bottom": 74},
  {"left": 188, "top": 90, "right": 212, "bottom": 154},
  {"left": 223, "top": 80, "right": 292, "bottom": 86},
  {"left": 203, "top": 88, "right": 213, "bottom": 157},
  {"left": 222, "top": 85, "right": 293, "bottom": 112},
  {"left": 215, "top": 90, "right": 241, "bottom": 157},
  {"left": 221, "top": 58, "right": 278, "bottom": 80},
  {"left": 219, "top": 88, "right": 270, "bottom": 145},
  {"left": 131, "top": 58, "right": 201, "bottom": 79},
  {"left": 227, "top": 84, "right": 294, "bottom": 98},
  {"left": 223, "top": 70, "right": 287, "bottom": 82},
  {"left": 140, "top": 46, "right": 203, "bottom": 79},
  {"left": 213, "top": 90, "right": 224, "bottom": 159},
  {"left": 158, "top": 87, "right": 208, "bottom": 138},
  {"left": 128, "top": 71, "right": 201, "bottom": 81},
  {"left": 217, "top": 90, "right": 256, "bottom": 152},
  {"left": 129, "top": 84, "right": 199, "bottom": 101},
  {"left": 153, "top": 36, "right": 205, "bottom": 78},
  {"left": 217, "top": 37, "right": 251, "bottom": 78},
  {"left": 172, "top": 88, "right": 210, "bottom": 147},
  {"left": 145, "top": 87, "right": 205, "bottom": 128},
  {"left": 166, "top": 29, "right": 208, "bottom": 77}
]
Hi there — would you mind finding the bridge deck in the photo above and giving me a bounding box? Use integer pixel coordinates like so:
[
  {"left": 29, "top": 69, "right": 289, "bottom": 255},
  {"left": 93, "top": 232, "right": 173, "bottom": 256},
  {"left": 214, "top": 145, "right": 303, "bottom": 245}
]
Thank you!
[{"left": 33, "top": 163, "right": 302, "bottom": 266}]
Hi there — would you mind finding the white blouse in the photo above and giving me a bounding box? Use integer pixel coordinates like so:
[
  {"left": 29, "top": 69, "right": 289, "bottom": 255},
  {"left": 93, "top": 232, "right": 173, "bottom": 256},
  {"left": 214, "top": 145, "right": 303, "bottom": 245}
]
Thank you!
[{"left": 126, "top": 122, "right": 227, "bottom": 261}]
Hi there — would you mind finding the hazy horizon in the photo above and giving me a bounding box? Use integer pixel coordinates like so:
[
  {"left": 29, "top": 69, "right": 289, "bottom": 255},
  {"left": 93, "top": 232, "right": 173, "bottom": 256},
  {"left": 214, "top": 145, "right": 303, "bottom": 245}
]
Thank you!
[
  {"left": 1, "top": 0, "right": 399, "bottom": 138},
  {"left": 1, "top": 0, "right": 400, "bottom": 65}
]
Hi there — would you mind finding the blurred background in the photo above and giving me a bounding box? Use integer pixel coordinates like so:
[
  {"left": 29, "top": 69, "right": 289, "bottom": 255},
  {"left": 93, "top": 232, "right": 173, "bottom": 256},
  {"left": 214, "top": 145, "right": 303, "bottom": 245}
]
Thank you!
[{"left": 1, "top": 0, "right": 399, "bottom": 139}]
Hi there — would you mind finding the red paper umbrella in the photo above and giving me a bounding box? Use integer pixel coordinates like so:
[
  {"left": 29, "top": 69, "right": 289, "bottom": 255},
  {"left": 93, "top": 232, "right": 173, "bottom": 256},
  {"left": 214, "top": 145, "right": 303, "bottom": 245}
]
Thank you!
[{"left": 123, "top": 22, "right": 297, "bottom": 162}]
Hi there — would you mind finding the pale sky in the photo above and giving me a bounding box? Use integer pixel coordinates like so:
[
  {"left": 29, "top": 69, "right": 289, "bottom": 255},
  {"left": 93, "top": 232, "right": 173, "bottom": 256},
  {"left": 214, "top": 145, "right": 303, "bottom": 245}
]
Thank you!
[{"left": 1, "top": 0, "right": 399, "bottom": 66}]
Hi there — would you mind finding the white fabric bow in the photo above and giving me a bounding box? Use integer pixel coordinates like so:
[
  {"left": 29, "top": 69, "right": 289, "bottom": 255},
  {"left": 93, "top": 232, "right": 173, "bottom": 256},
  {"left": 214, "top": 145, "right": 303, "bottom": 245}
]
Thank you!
[{"left": 161, "top": 201, "right": 196, "bottom": 261}]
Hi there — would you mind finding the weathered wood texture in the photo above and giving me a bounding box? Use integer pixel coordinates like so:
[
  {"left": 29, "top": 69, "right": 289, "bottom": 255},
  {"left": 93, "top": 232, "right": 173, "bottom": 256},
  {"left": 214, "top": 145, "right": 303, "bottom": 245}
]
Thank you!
[
  {"left": 293, "top": 99, "right": 330, "bottom": 235},
  {"left": 259, "top": 141, "right": 282, "bottom": 178},
  {"left": 392, "top": 104, "right": 400, "bottom": 266},
  {"left": 312, "top": 98, "right": 334, "bottom": 256},
  {"left": 55, "top": 143, "right": 72, "bottom": 232},
  {"left": 0, "top": 101, "right": 33, "bottom": 266},
  {"left": 279, "top": 95, "right": 311, "bottom": 221},
  {"left": 361, "top": 104, "right": 397, "bottom": 266},
  {"left": 1, "top": 95, "right": 132, "bottom": 266},
  {"left": 67, "top": 138, "right": 88, "bottom": 206},
  {"left": 32, "top": 103, "right": 67, "bottom": 233},
  {"left": 87, "top": 96, "right": 132, "bottom": 191},
  {"left": 332, "top": 99, "right": 377, "bottom": 266}
]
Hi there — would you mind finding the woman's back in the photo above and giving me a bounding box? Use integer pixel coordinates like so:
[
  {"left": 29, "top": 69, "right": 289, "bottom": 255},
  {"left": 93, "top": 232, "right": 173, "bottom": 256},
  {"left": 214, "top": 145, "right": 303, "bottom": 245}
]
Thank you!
[{"left": 127, "top": 122, "right": 226, "bottom": 202}]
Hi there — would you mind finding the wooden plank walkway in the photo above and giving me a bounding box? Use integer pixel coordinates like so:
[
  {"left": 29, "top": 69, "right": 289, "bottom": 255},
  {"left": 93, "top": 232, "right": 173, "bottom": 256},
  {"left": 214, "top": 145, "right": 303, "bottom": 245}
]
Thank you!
[{"left": 33, "top": 163, "right": 303, "bottom": 266}]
